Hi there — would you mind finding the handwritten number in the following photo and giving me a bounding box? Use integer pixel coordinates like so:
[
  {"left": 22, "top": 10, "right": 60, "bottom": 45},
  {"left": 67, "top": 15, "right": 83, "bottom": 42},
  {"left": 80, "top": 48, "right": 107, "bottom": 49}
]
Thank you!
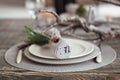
[{"left": 64, "top": 46, "right": 70, "bottom": 53}]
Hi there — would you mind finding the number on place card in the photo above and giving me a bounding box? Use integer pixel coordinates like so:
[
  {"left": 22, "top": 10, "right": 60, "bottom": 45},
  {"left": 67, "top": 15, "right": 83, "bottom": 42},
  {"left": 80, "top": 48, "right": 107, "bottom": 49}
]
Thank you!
[{"left": 55, "top": 41, "right": 71, "bottom": 59}]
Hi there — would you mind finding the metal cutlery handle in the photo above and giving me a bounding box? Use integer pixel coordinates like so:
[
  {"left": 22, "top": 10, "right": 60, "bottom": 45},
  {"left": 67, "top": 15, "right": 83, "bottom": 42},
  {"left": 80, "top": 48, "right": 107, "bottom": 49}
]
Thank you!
[{"left": 16, "top": 50, "right": 23, "bottom": 64}]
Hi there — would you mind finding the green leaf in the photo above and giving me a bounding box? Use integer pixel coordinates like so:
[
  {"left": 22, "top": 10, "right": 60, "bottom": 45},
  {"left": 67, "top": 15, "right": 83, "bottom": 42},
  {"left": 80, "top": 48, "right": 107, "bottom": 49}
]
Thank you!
[
  {"left": 76, "top": 4, "right": 86, "bottom": 16},
  {"left": 24, "top": 25, "right": 49, "bottom": 45}
]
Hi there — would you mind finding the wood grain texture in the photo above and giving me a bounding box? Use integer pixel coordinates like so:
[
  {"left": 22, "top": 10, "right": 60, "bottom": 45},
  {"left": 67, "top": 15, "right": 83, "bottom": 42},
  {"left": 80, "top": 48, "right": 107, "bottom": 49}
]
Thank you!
[{"left": 0, "top": 19, "right": 120, "bottom": 80}]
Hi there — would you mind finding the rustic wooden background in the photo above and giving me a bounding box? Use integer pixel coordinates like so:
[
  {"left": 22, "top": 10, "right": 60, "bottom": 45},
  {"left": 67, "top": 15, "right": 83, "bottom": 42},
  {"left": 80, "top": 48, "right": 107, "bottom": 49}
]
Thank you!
[{"left": 0, "top": 19, "right": 120, "bottom": 80}]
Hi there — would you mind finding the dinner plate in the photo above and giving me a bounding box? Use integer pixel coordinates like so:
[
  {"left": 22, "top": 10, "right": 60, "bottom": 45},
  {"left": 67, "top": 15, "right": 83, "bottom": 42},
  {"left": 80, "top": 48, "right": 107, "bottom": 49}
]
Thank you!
[
  {"left": 5, "top": 42, "right": 116, "bottom": 72},
  {"left": 29, "top": 38, "right": 94, "bottom": 59},
  {"left": 24, "top": 45, "right": 100, "bottom": 65}
]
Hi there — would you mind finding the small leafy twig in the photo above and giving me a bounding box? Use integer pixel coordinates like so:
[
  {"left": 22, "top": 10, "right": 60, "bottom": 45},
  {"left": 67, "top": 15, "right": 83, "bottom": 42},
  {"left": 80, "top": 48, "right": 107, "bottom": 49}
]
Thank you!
[{"left": 76, "top": 4, "right": 87, "bottom": 16}]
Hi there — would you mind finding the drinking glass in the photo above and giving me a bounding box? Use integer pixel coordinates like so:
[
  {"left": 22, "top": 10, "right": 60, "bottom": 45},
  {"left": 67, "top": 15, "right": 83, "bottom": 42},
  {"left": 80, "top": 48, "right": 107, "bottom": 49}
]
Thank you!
[{"left": 25, "top": 0, "right": 46, "bottom": 19}]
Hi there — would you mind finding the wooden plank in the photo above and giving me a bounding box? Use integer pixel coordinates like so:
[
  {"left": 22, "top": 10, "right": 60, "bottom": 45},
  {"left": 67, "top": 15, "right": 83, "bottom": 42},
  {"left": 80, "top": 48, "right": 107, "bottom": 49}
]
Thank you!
[{"left": 0, "top": 71, "right": 120, "bottom": 80}]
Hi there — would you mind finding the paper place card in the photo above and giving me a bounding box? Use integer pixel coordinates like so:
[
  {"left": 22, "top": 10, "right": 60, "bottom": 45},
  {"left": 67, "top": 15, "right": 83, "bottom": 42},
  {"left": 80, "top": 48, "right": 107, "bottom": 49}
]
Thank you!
[{"left": 52, "top": 39, "right": 71, "bottom": 59}]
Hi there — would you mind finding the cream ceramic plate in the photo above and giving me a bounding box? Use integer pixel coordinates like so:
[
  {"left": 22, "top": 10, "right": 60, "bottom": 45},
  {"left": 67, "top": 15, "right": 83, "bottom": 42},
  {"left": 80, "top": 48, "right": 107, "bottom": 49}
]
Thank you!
[
  {"left": 29, "top": 38, "right": 94, "bottom": 59},
  {"left": 25, "top": 45, "right": 100, "bottom": 64}
]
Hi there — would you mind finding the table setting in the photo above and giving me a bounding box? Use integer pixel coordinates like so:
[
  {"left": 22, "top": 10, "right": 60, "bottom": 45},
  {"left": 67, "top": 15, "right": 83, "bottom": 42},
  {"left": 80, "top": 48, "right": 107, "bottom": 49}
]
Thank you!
[
  {"left": 0, "top": 0, "right": 120, "bottom": 80},
  {"left": 5, "top": 39, "right": 116, "bottom": 72},
  {"left": 4, "top": 3, "right": 119, "bottom": 72}
]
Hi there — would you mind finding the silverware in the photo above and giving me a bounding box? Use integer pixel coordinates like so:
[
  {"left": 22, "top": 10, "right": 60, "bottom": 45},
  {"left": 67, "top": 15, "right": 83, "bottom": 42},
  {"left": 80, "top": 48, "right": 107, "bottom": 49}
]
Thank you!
[
  {"left": 16, "top": 50, "right": 23, "bottom": 64},
  {"left": 16, "top": 44, "right": 29, "bottom": 64},
  {"left": 96, "top": 54, "right": 102, "bottom": 63},
  {"left": 94, "top": 41, "right": 102, "bottom": 63}
]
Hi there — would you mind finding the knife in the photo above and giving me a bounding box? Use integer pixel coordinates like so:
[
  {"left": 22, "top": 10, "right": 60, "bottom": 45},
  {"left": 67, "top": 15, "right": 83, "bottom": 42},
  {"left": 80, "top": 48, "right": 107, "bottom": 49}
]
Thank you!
[{"left": 16, "top": 43, "right": 29, "bottom": 64}]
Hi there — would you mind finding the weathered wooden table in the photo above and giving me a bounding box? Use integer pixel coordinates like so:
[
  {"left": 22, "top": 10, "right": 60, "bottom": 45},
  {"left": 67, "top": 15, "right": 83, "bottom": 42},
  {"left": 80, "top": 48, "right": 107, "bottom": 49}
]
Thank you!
[{"left": 0, "top": 19, "right": 120, "bottom": 80}]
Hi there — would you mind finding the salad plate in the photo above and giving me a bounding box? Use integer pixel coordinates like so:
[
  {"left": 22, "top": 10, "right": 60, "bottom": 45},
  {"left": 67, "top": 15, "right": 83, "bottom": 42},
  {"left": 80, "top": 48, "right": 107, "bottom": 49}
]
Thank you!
[{"left": 29, "top": 38, "right": 95, "bottom": 59}]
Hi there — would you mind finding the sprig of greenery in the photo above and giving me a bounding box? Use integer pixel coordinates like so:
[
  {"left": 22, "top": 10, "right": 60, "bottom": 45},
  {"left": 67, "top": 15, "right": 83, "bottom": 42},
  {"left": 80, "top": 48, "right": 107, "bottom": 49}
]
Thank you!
[
  {"left": 76, "top": 4, "right": 86, "bottom": 16},
  {"left": 24, "top": 25, "right": 49, "bottom": 45}
]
